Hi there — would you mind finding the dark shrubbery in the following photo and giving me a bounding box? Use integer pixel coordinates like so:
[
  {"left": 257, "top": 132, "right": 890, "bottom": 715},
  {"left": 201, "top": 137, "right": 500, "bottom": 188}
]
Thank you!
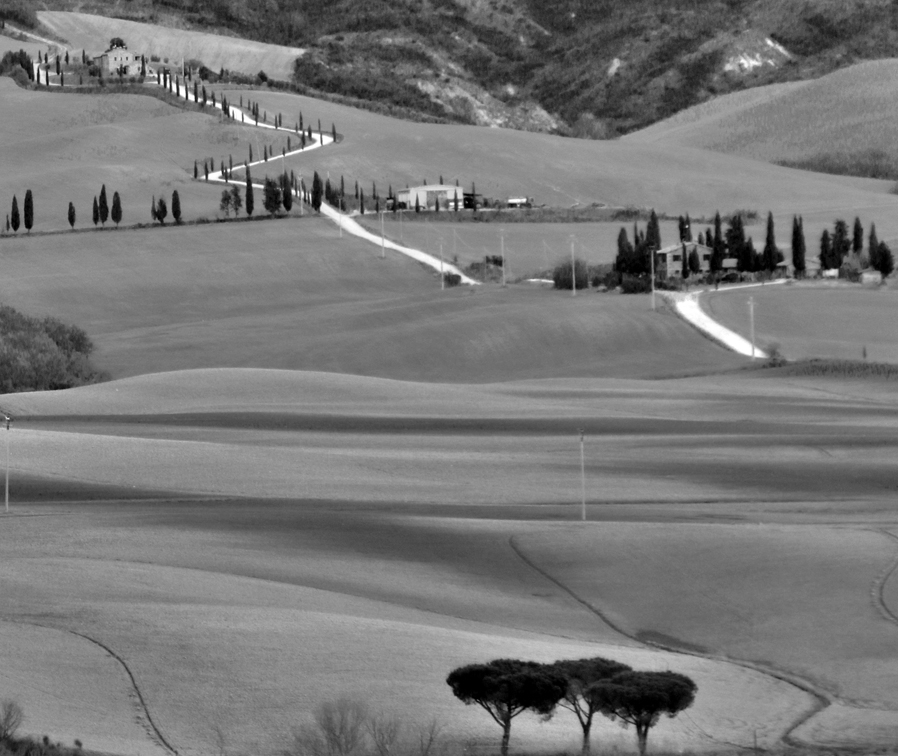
[
  {"left": 0, "top": 305, "right": 106, "bottom": 392},
  {"left": 552, "top": 258, "right": 589, "bottom": 290},
  {"left": 620, "top": 275, "right": 651, "bottom": 294},
  {"left": 442, "top": 272, "right": 461, "bottom": 287},
  {"left": 0, "top": 50, "right": 33, "bottom": 80},
  {"left": 0, "top": 2, "right": 37, "bottom": 29},
  {"left": 292, "top": 58, "right": 451, "bottom": 120},
  {"left": 779, "top": 150, "right": 898, "bottom": 181}
]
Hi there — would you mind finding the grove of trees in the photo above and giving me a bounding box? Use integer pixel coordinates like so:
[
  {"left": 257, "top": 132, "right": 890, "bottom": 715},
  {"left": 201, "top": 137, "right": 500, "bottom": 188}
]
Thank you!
[{"left": 447, "top": 658, "right": 696, "bottom": 756}]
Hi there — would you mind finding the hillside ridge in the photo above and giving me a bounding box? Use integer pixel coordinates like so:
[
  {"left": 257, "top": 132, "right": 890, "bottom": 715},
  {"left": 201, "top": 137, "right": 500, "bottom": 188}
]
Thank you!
[{"left": 9, "top": 0, "right": 898, "bottom": 135}]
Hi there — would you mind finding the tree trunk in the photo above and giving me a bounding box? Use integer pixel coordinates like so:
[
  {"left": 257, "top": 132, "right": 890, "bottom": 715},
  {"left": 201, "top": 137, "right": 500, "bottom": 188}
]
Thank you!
[
  {"left": 636, "top": 724, "right": 648, "bottom": 756},
  {"left": 500, "top": 720, "right": 511, "bottom": 756},
  {"left": 581, "top": 721, "right": 592, "bottom": 756}
]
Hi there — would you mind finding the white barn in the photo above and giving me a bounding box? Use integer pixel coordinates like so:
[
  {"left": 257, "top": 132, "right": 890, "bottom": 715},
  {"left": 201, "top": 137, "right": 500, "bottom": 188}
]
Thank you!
[{"left": 395, "top": 184, "right": 463, "bottom": 211}]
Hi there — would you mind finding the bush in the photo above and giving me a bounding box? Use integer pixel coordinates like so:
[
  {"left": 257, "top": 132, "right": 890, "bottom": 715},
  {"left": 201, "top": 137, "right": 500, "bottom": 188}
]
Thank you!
[
  {"left": 589, "top": 263, "right": 615, "bottom": 288},
  {"left": 0, "top": 701, "right": 23, "bottom": 742},
  {"left": 285, "top": 699, "right": 450, "bottom": 756},
  {"left": 620, "top": 274, "right": 651, "bottom": 294},
  {"left": 0, "top": 305, "right": 106, "bottom": 392},
  {"left": 442, "top": 272, "right": 461, "bottom": 287},
  {"left": 552, "top": 258, "right": 589, "bottom": 290},
  {"left": 0, "top": 2, "right": 37, "bottom": 29}
]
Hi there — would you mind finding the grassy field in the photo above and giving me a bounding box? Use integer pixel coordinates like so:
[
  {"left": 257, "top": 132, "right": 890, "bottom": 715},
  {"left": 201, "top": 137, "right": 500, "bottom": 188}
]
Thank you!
[
  {"left": 355, "top": 216, "right": 677, "bottom": 276},
  {"left": 0, "top": 220, "right": 747, "bottom": 381},
  {"left": 8, "top": 368, "right": 898, "bottom": 753},
  {"left": 37, "top": 11, "right": 305, "bottom": 80},
  {"left": 0, "top": 78, "right": 323, "bottom": 233},
  {"left": 4, "top": 28, "right": 898, "bottom": 756},
  {"left": 626, "top": 60, "right": 898, "bottom": 170},
  {"left": 214, "top": 87, "right": 898, "bottom": 229},
  {"left": 703, "top": 282, "right": 898, "bottom": 363}
]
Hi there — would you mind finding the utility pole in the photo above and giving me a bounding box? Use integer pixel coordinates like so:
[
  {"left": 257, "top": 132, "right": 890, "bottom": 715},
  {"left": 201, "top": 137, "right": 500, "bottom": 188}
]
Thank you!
[
  {"left": 4, "top": 415, "right": 10, "bottom": 515},
  {"left": 440, "top": 238, "right": 445, "bottom": 290},
  {"left": 570, "top": 235, "right": 576, "bottom": 297},
  {"left": 650, "top": 246, "right": 656, "bottom": 311},
  {"left": 749, "top": 296, "right": 756, "bottom": 360},
  {"left": 579, "top": 429, "right": 586, "bottom": 522}
]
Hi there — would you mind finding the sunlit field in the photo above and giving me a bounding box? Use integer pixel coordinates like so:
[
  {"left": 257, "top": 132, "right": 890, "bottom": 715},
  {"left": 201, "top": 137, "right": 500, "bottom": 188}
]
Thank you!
[{"left": 2, "top": 27, "right": 898, "bottom": 756}]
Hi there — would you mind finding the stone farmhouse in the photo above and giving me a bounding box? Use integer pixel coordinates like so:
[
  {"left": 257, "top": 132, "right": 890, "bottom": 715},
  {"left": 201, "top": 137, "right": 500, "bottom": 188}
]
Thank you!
[{"left": 94, "top": 40, "right": 141, "bottom": 75}]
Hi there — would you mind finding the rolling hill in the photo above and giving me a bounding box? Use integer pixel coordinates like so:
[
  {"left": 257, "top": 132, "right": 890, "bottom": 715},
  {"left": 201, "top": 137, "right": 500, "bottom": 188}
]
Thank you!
[
  {"left": 15, "top": 1, "right": 898, "bottom": 135},
  {"left": 0, "top": 220, "right": 747, "bottom": 381},
  {"left": 625, "top": 59, "right": 898, "bottom": 178}
]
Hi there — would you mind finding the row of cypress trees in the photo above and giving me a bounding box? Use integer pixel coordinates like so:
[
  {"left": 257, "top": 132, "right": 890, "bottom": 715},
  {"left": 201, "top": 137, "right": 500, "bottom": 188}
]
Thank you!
[{"left": 4, "top": 190, "right": 33, "bottom": 234}]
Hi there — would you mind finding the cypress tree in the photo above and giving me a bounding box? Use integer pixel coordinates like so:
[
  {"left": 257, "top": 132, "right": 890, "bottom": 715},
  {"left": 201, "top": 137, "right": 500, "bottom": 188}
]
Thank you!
[
  {"left": 93, "top": 196, "right": 99, "bottom": 226},
  {"left": 711, "top": 211, "right": 724, "bottom": 273},
  {"left": 677, "top": 215, "right": 686, "bottom": 243},
  {"left": 874, "top": 242, "right": 895, "bottom": 277},
  {"left": 819, "top": 229, "right": 832, "bottom": 270},
  {"left": 311, "top": 172, "right": 323, "bottom": 212},
  {"left": 156, "top": 196, "right": 167, "bottom": 225},
  {"left": 762, "top": 211, "right": 779, "bottom": 272},
  {"left": 832, "top": 219, "right": 850, "bottom": 265},
  {"left": 299, "top": 112, "right": 303, "bottom": 131},
  {"left": 869, "top": 223, "right": 879, "bottom": 266},
  {"left": 647, "top": 209, "right": 661, "bottom": 251},
  {"left": 10, "top": 195, "right": 19, "bottom": 232},
  {"left": 332, "top": 123, "right": 337, "bottom": 141},
  {"left": 791, "top": 216, "right": 806, "bottom": 277},
  {"left": 615, "top": 227, "right": 634, "bottom": 274},
  {"left": 359, "top": 189, "right": 365, "bottom": 215},
  {"left": 202, "top": 85, "right": 207, "bottom": 105},
  {"left": 151, "top": 195, "right": 157, "bottom": 223},
  {"left": 99, "top": 184, "right": 109, "bottom": 226},
  {"left": 23, "top": 189, "right": 33, "bottom": 232},
  {"left": 684, "top": 213, "right": 692, "bottom": 241},
  {"left": 281, "top": 174, "right": 293, "bottom": 212},
  {"left": 68, "top": 201, "right": 75, "bottom": 229},
  {"left": 681, "top": 242, "right": 689, "bottom": 278},
  {"left": 194, "top": 160, "right": 198, "bottom": 179},
  {"left": 853, "top": 216, "right": 864, "bottom": 256},
  {"left": 245, "top": 167, "right": 254, "bottom": 216},
  {"left": 111, "top": 191, "right": 122, "bottom": 227},
  {"left": 689, "top": 247, "right": 701, "bottom": 275}
]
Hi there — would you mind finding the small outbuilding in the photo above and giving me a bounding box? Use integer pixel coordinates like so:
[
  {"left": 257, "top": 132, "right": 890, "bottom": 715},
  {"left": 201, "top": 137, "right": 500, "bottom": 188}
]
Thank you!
[{"left": 395, "top": 184, "right": 464, "bottom": 211}]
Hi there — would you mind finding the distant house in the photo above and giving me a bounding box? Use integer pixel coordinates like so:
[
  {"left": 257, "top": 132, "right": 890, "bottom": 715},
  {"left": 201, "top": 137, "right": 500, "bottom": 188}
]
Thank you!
[
  {"left": 395, "top": 184, "right": 463, "bottom": 211},
  {"left": 655, "top": 242, "right": 713, "bottom": 278},
  {"left": 94, "top": 41, "right": 141, "bottom": 75},
  {"left": 506, "top": 197, "right": 533, "bottom": 209}
]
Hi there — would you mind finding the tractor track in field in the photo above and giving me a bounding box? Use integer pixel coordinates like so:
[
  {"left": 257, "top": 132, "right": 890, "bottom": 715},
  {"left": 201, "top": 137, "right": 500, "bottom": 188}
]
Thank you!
[
  {"left": 507, "top": 533, "right": 832, "bottom": 750},
  {"left": 10, "top": 620, "right": 179, "bottom": 756},
  {"left": 869, "top": 528, "right": 898, "bottom": 626}
]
